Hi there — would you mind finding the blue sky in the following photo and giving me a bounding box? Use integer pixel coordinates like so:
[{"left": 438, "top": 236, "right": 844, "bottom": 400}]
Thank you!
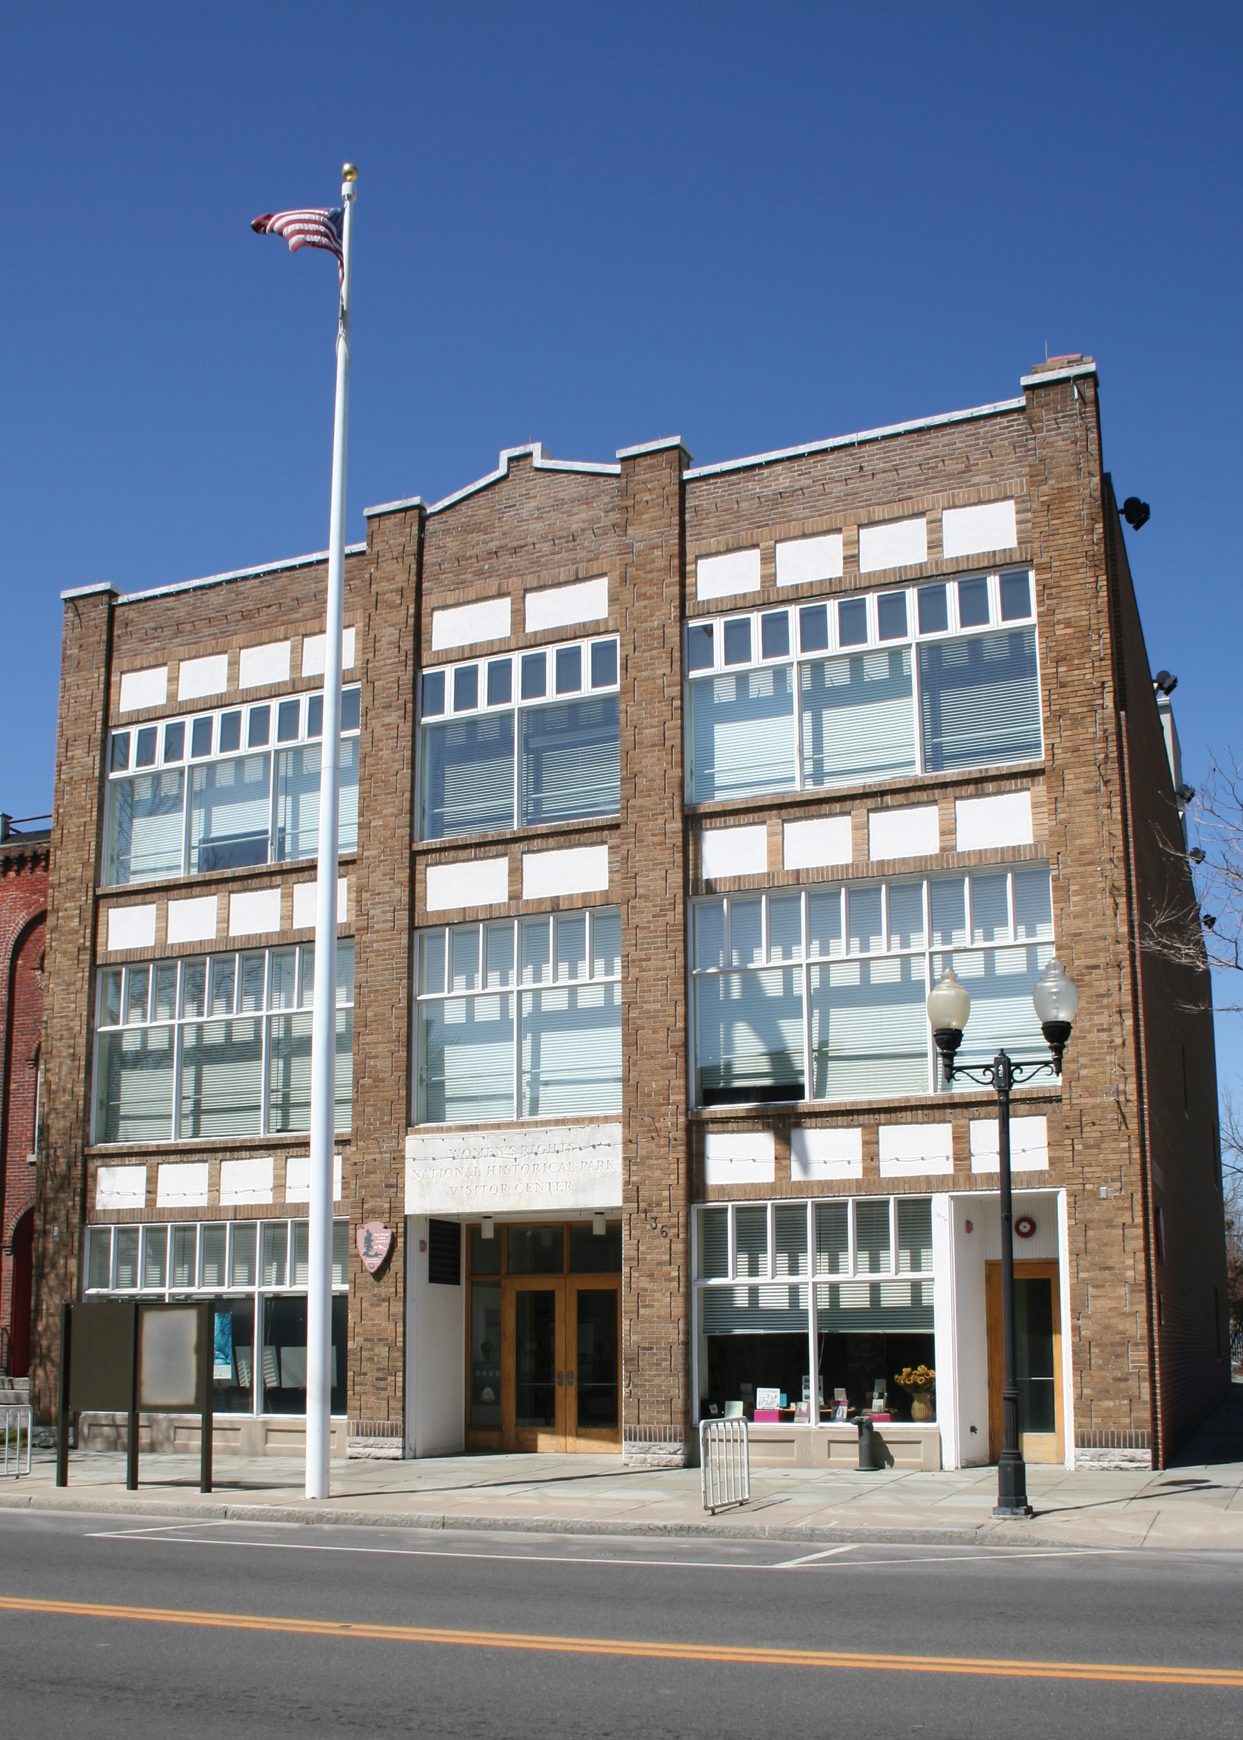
[{"left": 5, "top": 2, "right": 1242, "bottom": 1079}]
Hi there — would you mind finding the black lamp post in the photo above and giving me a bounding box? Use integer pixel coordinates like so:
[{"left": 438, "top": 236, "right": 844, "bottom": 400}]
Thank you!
[{"left": 926, "top": 957, "right": 1079, "bottom": 1519}]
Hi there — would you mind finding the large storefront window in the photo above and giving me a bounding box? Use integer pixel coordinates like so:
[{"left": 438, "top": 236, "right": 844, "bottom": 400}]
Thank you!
[
  {"left": 686, "top": 570, "right": 1039, "bottom": 803},
  {"left": 104, "top": 687, "right": 361, "bottom": 885},
  {"left": 695, "top": 1196, "right": 935, "bottom": 1422},
  {"left": 83, "top": 1217, "right": 349, "bottom": 1416},
  {"left": 93, "top": 942, "right": 354, "bottom": 1143},
  {"left": 418, "top": 636, "right": 620, "bottom": 840},
  {"left": 691, "top": 867, "right": 1053, "bottom": 1106},
  {"left": 414, "top": 910, "right": 621, "bottom": 1124}
]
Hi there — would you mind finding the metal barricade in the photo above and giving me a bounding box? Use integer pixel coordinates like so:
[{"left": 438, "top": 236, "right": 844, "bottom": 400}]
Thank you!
[
  {"left": 700, "top": 1417, "right": 750, "bottom": 1513},
  {"left": 1, "top": 1405, "right": 32, "bottom": 1477}
]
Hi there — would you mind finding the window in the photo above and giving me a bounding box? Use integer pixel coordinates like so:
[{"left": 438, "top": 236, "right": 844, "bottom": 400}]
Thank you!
[
  {"left": 685, "top": 571, "right": 1039, "bottom": 802},
  {"left": 691, "top": 868, "right": 1053, "bottom": 1105},
  {"left": 419, "top": 637, "right": 619, "bottom": 839},
  {"left": 105, "top": 688, "right": 361, "bottom": 885},
  {"left": 695, "top": 1197, "right": 936, "bottom": 1422},
  {"left": 93, "top": 943, "right": 354, "bottom": 1143},
  {"left": 82, "top": 1217, "right": 349, "bottom": 1416},
  {"left": 414, "top": 909, "right": 621, "bottom": 1123}
]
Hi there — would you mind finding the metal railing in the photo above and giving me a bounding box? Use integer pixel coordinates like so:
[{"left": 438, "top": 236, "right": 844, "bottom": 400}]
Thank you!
[
  {"left": 1, "top": 1405, "right": 32, "bottom": 1477},
  {"left": 700, "top": 1417, "right": 750, "bottom": 1513}
]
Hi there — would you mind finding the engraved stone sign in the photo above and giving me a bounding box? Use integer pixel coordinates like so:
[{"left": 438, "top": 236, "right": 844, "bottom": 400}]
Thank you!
[{"left": 405, "top": 1123, "right": 622, "bottom": 1216}]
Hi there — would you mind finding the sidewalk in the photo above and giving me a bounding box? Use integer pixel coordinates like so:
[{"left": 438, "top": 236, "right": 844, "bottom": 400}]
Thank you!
[{"left": 4, "top": 1387, "right": 1243, "bottom": 1554}]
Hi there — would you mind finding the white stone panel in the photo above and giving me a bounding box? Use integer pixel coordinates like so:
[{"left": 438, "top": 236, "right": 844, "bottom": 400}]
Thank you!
[
  {"left": 695, "top": 548, "right": 761, "bottom": 601},
  {"left": 220, "top": 1155, "right": 275, "bottom": 1204},
  {"left": 166, "top": 895, "right": 219, "bottom": 945},
  {"left": 955, "top": 790, "right": 1033, "bottom": 852},
  {"left": 96, "top": 1165, "right": 147, "bottom": 1211},
  {"left": 239, "top": 641, "right": 292, "bottom": 689},
  {"left": 178, "top": 653, "right": 229, "bottom": 701},
  {"left": 703, "top": 1130, "right": 775, "bottom": 1185},
  {"left": 291, "top": 879, "right": 348, "bottom": 929},
  {"left": 774, "top": 532, "right": 843, "bottom": 588},
  {"left": 790, "top": 1127, "right": 863, "bottom": 1181},
  {"left": 858, "top": 517, "right": 927, "bottom": 573},
  {"left": 301, "top": 626, "right": 357, "bottom": 677},
  {"left": 284, "top": 1152, "right": 344, "bottom": 1203},
  {"left": 228, "top": 888, "right": 282, "bottom": 937},
  {"left": 783, "top": 814, "right": 853, "bottom": 871},
  {"left": 406, "top": 1124, "right": 622, "bottom": 1216},
  {"left": 431, "top": 596, "right": 512, "bottom": 651},
  {"left": 118, "top": 667, "right": 168, "bottom": 712},
  {"left": 156, "top": 1162, "right": 210, "bottom": 1208},
  {"left": 524, "top": 575, "right": 609, "bottom": 633},
  {"left": 969, "top": 1115, "right": 1049, "bottom": 1173},
  {"left": 700, "top": 825, "right": 768, "bottom": 880},
  {"left": 425, "top": 857, "right": 509, "bottom": 912},
  {"left": 106, "top": 903, "right": 157, "bottom": 952},
  {"left": 942, "top": 500, "right": 1018, "bottom": 560},
  {"left": 522, "top": 844, "right": 609, "bottom": 900},
  {"left": 869, "top": 804, "right": 939, "bottom": 860},
  {"left": 878, "top": 1123, "right": 954, "bottom": 1177}
]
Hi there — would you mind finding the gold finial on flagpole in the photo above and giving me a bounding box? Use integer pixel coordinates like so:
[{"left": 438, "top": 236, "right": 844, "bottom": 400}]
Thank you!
[{"left": 342, "top": 163, "right": 358, "bottom": 182}]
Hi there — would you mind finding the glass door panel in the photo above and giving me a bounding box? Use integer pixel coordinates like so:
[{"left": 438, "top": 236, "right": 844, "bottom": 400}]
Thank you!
[
  {"left": 506, "top": 1279, "right": 565, "bottom": 1448},
  {"left": 571, "top": 1280, "right": 619, "bottom": 1442},
  {"left": 1015, "top": 1277, "right": 1056, "bottom": 1435},
  {"left": 986, "top": 1259, "right": 1063, "bottom": 1464}
]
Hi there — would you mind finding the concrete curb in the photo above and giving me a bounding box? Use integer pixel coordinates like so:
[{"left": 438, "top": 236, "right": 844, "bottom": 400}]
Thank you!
[{"left": 0, "top": 1483, "right": 1214, "bottom": 1553}]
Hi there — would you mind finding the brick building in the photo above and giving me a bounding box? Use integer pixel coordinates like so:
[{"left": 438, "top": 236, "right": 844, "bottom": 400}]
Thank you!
[
  {"left": 32, "top": 356, "right": 1229, "bottom": 1469},
  {"left": 1, "top": 815, "right": 49, "bottom": 1378}
]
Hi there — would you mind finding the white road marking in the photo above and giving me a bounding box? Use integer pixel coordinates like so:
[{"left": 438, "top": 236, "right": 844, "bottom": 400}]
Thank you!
[{"left": 82, "top": 1526, "right": 1129, "bottom": 1574}]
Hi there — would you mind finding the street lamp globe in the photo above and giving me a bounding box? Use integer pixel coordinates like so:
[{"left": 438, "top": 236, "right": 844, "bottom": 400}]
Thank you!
[
  {"left": 1031, "top": 958, "right": 1078, "bottom": 1074},
  {"left": 926, "top": 967, "right": 971, "bottom": 1084}
]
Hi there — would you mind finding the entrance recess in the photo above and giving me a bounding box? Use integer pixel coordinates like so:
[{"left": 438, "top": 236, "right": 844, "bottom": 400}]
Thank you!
[
  {"left": 467, "top": 1220, "right": 622, "bottom": 1453},
  {"left": 986, "top": 1259, "right": 1063, "bottom": 1463}
]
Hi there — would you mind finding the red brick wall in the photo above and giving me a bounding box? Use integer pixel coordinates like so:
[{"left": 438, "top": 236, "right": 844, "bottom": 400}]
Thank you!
[{"left": 0, "top": 839, "right": 47, "bottom": 1373}]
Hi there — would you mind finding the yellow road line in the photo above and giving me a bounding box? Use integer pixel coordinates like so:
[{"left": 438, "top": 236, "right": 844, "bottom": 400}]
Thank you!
[{"left": 1, "top": 1595, "right": 1239, "bottom": 1690}]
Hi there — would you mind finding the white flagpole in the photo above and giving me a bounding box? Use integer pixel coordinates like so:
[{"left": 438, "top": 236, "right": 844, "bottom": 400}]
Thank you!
[{"left": 306, "top": 163, "right": 357, "bottom": 1500}]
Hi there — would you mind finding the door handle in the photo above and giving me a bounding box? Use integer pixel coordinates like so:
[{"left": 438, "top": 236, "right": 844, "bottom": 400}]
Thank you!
[
  {"left": 556, "top": 1370, "right": 564, "bottom": 1386},
  {"left": 566, "top": 1370, "right": 575, "bottom": 1387}
]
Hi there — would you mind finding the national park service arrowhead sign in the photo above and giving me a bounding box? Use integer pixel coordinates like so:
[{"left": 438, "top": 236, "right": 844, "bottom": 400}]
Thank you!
[{"left": 356, "top": 1221, "right": 396, "bottom": 1276}]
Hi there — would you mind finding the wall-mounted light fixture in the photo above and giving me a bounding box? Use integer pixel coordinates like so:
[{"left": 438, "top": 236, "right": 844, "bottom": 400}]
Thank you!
[
  {"left": 1122, "top": 497, "right": 1151, "bottom": 530},
  {"left": 1175, "top": 784, "right": 1196, "bottom": 805},
  {"left": 480, "top": 1215, "right": 495, "bottom": 1241},
  {"left": 1153, "top": 670, "right": 1178, "bottom": 696},
  {"left": 592, "top": 1211, "right": 607, "bottom": 1238}
]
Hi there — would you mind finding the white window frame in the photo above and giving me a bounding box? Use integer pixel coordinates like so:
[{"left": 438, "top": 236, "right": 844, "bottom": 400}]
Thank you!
[
  {"left": 684, "top": 568, "right": 1041, "bottom": 803},
  {"left": 417, "top": 635, "right": 620, "bottom": 841},
  {"left": 689, "top": 867, "right": 1054, "bottom": 1107},
  {"left": 103, "top": 684, "right": 362, "bottom": 886},
  {"left": 413, "top": 907, "right": 622, "bottom": 1125},
  {"left": 92, "top": 942, "right": 355, "bottom": 1145}
]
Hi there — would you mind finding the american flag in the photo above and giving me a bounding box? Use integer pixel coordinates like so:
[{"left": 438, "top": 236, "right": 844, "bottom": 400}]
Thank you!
[{"left": 251, "top": 207, "right": 344, "bottom": 277}]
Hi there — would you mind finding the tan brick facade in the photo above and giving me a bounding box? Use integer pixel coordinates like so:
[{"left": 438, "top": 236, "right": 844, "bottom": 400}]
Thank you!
[{"left": 32, "top": 362, "right": 1228, "bottom": 1468}]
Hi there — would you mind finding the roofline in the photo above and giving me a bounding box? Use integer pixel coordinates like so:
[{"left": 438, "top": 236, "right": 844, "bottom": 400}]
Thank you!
[
  {"left": 683, "top": 397, "right": 1028, "bottom": 481},
  {"left": 64, "top": 545, "right": 367, "bottom": 607},
  {"left": 365, "top": 442, "right": 621, "bottom": 521}
]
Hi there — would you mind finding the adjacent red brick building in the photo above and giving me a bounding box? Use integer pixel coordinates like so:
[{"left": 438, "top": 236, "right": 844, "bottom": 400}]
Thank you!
[
  {"left": 1, "top": 815, "right": 49, "bottom": 1378},
  {"left": 31, "top": 357, "right": 1230, "bottom": 1467}
]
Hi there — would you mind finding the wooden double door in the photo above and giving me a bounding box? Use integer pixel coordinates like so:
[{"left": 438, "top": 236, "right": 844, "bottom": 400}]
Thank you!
[{"left": 504, "top": 1275, "right": 620, "bottom": 1452}]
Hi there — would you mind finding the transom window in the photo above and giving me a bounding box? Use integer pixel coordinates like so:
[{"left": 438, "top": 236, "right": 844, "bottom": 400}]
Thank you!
[
  {"left": 691, "top": 867, "right": 1053, "bottom": 1105},
  {"left": 685, "top": 571, "right": 1039, "bottom": 803},
  {"left": 418, "top": 636, "right": 620, "bottom": 840},
  {"left": 105, "top": 687, "right": 361, "bottom": 885},
  {"left": 84, "top": 1217, "right": 349, "bottom": 1417},
  {"left": 414, "top": 908, "right": 621, "bottom": 1123},
  {"left": 93, "top": 942, "right": 354, "bottom": 1144}
]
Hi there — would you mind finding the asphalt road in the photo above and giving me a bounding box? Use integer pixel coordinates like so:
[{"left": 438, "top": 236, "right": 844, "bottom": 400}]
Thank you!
[{"left": 0, "top": 1510, "right": 1240, "bottom": 1739}]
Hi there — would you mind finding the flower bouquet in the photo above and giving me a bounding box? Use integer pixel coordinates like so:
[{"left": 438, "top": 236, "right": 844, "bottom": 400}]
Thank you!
[{"left": 894, "top": 1363, "right": 936, "bottom": 1421}]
